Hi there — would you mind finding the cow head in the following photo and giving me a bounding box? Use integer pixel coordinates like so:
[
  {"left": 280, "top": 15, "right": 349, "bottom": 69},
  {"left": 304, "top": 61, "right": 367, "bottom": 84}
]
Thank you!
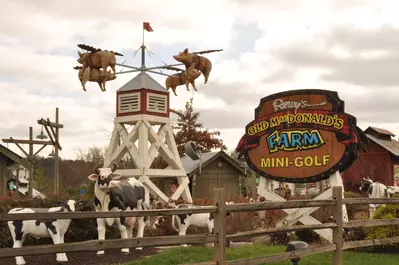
[
  {"left": 87, "top": 162, "right": 121, "bottom": 191},
  {"left": 359, "top": 177, "right": 373, "bottom": 193},
  {"left": 56, "top": 200, "right": 79, "bottom": 212}
]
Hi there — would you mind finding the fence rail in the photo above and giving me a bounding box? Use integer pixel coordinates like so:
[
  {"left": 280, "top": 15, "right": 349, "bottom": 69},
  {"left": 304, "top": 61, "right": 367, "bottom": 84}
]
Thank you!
[{"left": 0, "top": 186, "right": 398, "bottom": 265}]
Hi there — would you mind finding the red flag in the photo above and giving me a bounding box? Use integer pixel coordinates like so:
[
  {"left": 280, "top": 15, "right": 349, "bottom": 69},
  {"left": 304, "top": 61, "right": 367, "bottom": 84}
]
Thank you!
[{"left": 143, "top": 22, "right": 154, "bottom": 32}]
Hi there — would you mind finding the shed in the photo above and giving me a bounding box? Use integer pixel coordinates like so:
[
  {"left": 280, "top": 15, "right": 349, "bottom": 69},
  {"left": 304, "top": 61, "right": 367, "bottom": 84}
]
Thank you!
[
  {"left": 343, "top": 126, "right": 399, "bottom": 192},
  {"left": 0, "top": 144, "right": 22, "bottom": 196},
  {"left": 178, "top": 151, "right": 256, "bottom": 200}
]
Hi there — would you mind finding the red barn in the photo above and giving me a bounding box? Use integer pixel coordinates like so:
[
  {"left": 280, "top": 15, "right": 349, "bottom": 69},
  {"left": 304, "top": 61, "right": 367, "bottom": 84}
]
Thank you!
[{"left": 343, "top": 126, "right": 399, "bottom": 192}]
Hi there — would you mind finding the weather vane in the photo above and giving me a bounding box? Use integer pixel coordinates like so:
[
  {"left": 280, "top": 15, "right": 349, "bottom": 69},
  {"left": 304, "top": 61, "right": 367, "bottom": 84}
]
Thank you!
[{"left": 74, "top": 22, "right": 223, "bottom": 95}]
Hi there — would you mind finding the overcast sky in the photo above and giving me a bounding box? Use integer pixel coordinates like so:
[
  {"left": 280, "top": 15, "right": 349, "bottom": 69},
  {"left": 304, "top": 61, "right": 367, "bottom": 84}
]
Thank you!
[{"left": 1, "top": 0, "right": 399, "bottom": 160}]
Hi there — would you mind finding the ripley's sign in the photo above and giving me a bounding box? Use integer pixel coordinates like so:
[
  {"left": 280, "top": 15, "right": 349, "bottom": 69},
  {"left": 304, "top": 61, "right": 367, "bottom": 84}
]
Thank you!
[{"left": 235, "top": 89, "right": 369, "bottom": 183}]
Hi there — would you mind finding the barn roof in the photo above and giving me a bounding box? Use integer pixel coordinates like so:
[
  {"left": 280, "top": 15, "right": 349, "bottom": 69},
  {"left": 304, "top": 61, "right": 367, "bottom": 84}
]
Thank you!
[
  {"left": 117, "top": 71, "right": 168, "bottom": 93},
  {"left": 365, "top": 126, "right": 396, "bottom": 137},
  {"left": 0, "top": 144, "right": 22, "bottom": 164},
  {"left": 366, "top": 134, "right": 399, "bottom": 156},
  {"left": 180, "top": 150, "right": 247, "bottom": 177}
]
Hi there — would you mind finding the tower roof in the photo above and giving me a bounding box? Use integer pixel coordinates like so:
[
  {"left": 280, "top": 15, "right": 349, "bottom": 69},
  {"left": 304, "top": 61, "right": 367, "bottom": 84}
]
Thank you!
[{"left": 117, "top": 71, "right": 168, "bottom": 93}]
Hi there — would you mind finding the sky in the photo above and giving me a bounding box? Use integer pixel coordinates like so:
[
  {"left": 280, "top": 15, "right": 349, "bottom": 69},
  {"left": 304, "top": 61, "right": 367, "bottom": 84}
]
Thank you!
[{"left": 1, "top": 0, "right": 399, "bottom": 160}]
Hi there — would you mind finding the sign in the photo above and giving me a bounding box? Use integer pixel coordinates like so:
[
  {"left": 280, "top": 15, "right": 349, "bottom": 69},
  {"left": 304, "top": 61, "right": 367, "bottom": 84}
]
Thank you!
[
  {"left": 236, "top": 89, "right": 368, "bottom": 183},
  {"left": 8, "top": 180, "right": 16, "bottom": 191}
]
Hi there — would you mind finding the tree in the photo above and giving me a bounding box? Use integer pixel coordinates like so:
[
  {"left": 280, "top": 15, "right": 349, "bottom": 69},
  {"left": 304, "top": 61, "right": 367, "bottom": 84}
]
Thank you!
[
  {"left": 34, "top": 160, "right": 49, "bottom": 194},
  {"left": 170, "top": 98, "right": 226, "bottom": 157}
]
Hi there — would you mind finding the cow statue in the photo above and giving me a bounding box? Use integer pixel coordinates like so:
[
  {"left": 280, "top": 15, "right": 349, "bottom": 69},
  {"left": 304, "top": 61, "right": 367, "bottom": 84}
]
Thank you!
[
  {"left": 359, "top": 177, "right": 390, "bottom": 218},
  {"left": 165, "top": 67, "right": 201, "bottom": 96},
  {"left": 7, "top": 200, "right": 83, "bottom": 265},
  {"left": 73, "top": 66, "right": 116, "bottom": 92},
  {"left": 87, "top": 162, "right": 150, "bottom": 255},
  {"left": 153, "top": 203, "right": 230, "bottom": 247},
  {"left": 173, "top": 48, "right": 213, "bottom": 84}
]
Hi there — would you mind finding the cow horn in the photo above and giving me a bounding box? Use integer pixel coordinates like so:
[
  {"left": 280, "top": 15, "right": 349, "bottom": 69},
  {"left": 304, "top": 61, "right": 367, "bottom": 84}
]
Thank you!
[
  {"left": 111, "top": 162, "right": 117, "bottom": 172},
  {"left": 93, "top": 162, "right": 103, "bottom": 174}
]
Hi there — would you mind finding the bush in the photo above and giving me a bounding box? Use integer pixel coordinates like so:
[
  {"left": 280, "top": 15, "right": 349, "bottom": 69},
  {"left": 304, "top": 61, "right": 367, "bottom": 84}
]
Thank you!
[{"left": 364, "top": 204, "right": 399, "bottom": 240}]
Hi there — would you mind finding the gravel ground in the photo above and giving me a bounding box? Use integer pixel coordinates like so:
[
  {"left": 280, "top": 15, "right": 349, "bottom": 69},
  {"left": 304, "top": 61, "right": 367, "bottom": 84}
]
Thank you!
[{"left": 0, "top": 247, "right": 160, "bottom": 265}]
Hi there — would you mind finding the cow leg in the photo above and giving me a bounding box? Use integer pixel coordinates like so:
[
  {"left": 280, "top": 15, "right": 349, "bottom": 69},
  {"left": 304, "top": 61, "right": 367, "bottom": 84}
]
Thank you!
[
  {"left": 48, "top": 228, "right": 67, "bottom": 263},
  {"left": 208, "top": 220, "right": 215, "bottom": 247},
  {"left": 179, "top": 224, "right": 189, "bottom": 247},
  {"left": 96, "top": 218, "right": 106, "bottom": 255},
  {"left": 135, "top": 202, "right": 145, "bottom": 251},
  {"left": 116, "top": 218, "right": 129, "bottom": 254},
  {"left": 12, "top": 235, "right": 27, "bottom": 265},
  {"left": 58, "top": 232, "right": 68, "bottom": 262}
]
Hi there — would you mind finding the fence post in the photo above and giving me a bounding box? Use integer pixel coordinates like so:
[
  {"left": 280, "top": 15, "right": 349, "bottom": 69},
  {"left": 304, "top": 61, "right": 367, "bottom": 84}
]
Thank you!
[
  {"left": 213, "top": 188, "right": 226, "bottom": 265},
  {"left": 332, "top": 186, "right": 343, "bottom": 265}
]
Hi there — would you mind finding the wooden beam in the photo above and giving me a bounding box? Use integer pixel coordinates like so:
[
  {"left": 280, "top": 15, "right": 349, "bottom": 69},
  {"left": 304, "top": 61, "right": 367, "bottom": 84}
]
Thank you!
[
  {"left": 117, "top": 123, "right": 141, "bottom": 168},
  {"left": 12, "top": 141, "right": 29, "bottom": 158},
  {"left": 43, "top": 124, "right": 57, "bottom": 148},
  {"left": 2, "top": 138, "right": 53, "bottom": 146},
  {"left": 28, "top": 127, "right": 33, "bottom": 198},
  {"left": 33, "top": 144, "right": 47, "bottom": 156},
  {"left": 47, "top": 118, "right": 62, "bottom": 150},
  {"left": 170, "top": 177, "right": 190, "bottom": 201},
  {"left": 0, "top": 234, "right": 216, "bottom": 258},
  {"left": 115, "top": 168, "right": 187, "bottom": 177},
  {"left": 37, "top": 118, "right": 64, "bottom": 128}
]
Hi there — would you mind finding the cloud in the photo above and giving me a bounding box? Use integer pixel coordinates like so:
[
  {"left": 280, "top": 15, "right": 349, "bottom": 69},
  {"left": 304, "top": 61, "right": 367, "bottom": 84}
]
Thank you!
[{"left": 2, "top": 0, "right": 399, "bottom": 159}]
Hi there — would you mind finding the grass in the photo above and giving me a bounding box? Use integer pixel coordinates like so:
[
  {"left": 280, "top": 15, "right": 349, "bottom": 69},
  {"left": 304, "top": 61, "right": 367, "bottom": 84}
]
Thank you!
[{"left": 119, "top": 245, "right": 399, "bottom": 265}]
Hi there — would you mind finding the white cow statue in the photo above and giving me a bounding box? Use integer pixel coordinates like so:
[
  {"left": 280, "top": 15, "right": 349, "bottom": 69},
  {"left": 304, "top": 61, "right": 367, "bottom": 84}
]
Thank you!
[
  {"left": 359, "top": 177, "right": 390, "bottom": 218},
  {"left": 153, "top": 203, "right": 231, "bottom": 247},
  {"left": 7, "top": 200, "right": 82, "bottom": 265},
  {"left": 87, "top": 162, "right": 151, "bottom": 255}
]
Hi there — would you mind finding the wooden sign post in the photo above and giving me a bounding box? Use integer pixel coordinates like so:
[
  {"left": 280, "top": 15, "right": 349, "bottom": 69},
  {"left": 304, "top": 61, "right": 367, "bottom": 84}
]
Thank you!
[
  {"left": 2, "top": 108, "right": 63, "bottom": 197},
  {"left": 235, "top": 89, "right": 369, "bottom": 242}
]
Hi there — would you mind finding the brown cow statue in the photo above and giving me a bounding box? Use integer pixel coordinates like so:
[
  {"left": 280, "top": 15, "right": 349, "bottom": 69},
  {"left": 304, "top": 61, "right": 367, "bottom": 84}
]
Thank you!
[
  {"left": 173, "top": 48, "right": 212, "bottom": 84},
  {"left": 73, "top": 66, "right": 116, "bottom": 92},
  {"left": 76, "top": 44, "right": 123, "bottom": 80},
  {"left": 165, "top": 67, "right": 201, "bottom": 96}
]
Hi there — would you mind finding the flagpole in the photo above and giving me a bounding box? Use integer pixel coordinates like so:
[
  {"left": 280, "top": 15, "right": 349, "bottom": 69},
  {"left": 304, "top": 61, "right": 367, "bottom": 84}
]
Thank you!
[{"left": 141, "top": 23, "right": 145, "bottom": 69}]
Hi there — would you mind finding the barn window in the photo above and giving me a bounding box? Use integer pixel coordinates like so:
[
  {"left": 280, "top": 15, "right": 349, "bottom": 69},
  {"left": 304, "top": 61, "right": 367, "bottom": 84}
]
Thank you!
[
  {"left": 118, "top": 92, "right": 140, "bottom": 113},
  {"left": 147, "top": 93, "right": 167, "bottom": 114}
]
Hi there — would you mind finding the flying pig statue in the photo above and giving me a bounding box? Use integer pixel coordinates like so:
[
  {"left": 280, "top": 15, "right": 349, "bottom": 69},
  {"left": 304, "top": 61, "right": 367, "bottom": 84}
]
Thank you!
[
  {"left": 173, "top": 48, "right": 212, "bottom": 84},
  {"left": 165, "top": 67, "right": 201, "bottom": 96}
]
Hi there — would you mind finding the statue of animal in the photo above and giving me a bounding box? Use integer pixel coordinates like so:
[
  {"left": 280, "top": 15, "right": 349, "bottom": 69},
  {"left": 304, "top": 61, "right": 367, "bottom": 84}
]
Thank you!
[
  {"left": 173, "top": 48, "right": 212, "bottom": 84},
  {"left": 7, "top": 200, "right": 84, "bottom": 265},
  {"left": 165, "top": 67, "right": 201, "bottom": 96},
  {"left": 76, "top": 44, "right": 123, "bottom": 80},
  {"left": 359, "top": 177, "right": 390, "bottom": 218},
  {"left": 87, "top": 162, "right": 151, "bottom": 255},
  {"left": 73, "top": 66, "right": 116, "bottom": 92}
]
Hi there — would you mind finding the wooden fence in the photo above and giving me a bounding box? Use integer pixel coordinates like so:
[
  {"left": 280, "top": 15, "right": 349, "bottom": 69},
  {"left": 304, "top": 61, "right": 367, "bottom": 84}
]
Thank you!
[{"left": 1, "top": 186, "right": 399, "bottom": 265}]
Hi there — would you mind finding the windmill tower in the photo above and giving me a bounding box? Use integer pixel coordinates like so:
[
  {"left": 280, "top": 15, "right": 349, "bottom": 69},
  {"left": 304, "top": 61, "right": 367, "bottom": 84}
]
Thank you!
[
  {"left": 78, "top": 22, "right": 223, "bottom": 204},
  {"left": 101, "top": 28, "right": 193, "bottom": 204}
]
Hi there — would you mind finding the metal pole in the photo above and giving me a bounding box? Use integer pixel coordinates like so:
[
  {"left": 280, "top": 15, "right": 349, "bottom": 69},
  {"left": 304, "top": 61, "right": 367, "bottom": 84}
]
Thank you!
[
  {"left": 54, "top": 107, "right": 59, "bottom": 195},
  {"left": 28, "top": 127, "right": 33, "bottom": 198}
]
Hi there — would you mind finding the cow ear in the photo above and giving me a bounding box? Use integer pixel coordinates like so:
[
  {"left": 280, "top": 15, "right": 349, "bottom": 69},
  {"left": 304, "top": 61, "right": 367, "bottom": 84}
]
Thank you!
[
  {"left": 112, "top": 173, "right": 122, "bottom": 180},
  {"left": 88, "top": 174, "right": 98, "bottom": 181}
]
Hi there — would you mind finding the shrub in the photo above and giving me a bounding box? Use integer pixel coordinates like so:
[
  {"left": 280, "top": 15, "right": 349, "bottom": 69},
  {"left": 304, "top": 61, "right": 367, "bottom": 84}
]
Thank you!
[{"left": 364, "top": 204, "right": 399, "bottom": 240}]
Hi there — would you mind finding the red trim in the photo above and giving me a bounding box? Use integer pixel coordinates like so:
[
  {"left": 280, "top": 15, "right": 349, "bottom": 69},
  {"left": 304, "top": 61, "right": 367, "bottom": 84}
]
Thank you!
[{"left": 116, "top": 89, "right": 170, "bottom": 117}]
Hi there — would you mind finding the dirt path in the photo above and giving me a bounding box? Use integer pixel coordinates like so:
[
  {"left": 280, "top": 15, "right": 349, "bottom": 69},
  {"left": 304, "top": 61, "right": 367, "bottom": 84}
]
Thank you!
[{"left": 0, "top": 247, "right": 160, "bottom": 265}]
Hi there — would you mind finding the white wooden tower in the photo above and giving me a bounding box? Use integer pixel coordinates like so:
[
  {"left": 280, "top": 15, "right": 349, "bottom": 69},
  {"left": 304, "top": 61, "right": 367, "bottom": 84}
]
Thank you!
[{"left": 103, "top": 34, "right": 193, "bottom": 204}]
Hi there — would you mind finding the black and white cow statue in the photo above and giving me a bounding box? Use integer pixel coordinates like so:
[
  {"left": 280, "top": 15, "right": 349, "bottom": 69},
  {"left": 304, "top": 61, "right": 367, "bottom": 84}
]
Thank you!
[
  {"left": 87, "top": 162, "right": 150, "bottom": 255},
  {"left": 7, "top": 200, "right": 81, "bottom": 265},
  {"left": 359, "top": 177, "right": 390, "bottom": 218},
  {"left": 153, "top": 203, "right": 230, "bottom": 247}
]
